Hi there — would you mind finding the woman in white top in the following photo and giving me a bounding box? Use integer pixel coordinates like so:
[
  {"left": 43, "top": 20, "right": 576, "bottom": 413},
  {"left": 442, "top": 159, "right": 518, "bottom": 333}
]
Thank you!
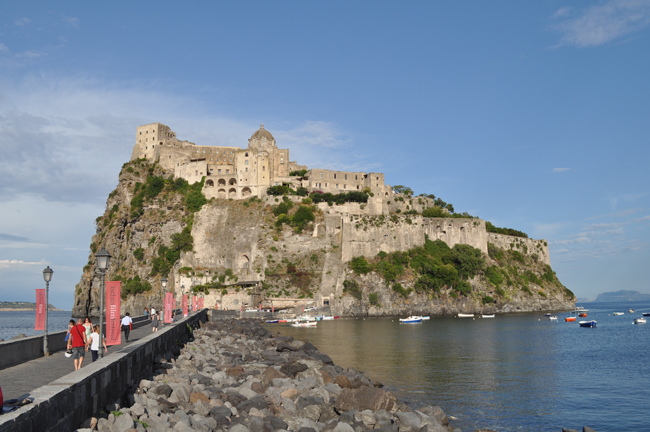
[
  {"left": 89, "top": 325, "right": 107, "bottom": 362},
  {"left": 121, "top": 313, "right": 132, "bottom": 342}
]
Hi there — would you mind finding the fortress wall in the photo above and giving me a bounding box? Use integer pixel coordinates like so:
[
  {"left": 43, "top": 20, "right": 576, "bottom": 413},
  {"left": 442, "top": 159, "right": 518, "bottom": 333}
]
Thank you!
[
  {"left": 489, "top": 233, "right": 551, "bottom": 266},
  {"left": 341, "top": 215, "right": 426, "bottom": 262},
  {"left": 424, "top": 218, "right": 488, "bottom": 254},
  {"left": 157, "top": 146, "right": 191, "bottom": 170}
]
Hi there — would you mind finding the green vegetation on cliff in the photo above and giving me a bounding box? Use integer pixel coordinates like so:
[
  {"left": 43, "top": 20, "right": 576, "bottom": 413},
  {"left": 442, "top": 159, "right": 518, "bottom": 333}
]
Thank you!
[{"left": 485, "top": 222, "right": 528, "bottom": 238}]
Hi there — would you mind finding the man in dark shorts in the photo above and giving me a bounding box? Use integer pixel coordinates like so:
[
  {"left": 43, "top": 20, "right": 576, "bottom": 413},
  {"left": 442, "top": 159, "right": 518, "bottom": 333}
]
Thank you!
[{"left": 66, "top": 318, "right": 88, "bottom": 370}]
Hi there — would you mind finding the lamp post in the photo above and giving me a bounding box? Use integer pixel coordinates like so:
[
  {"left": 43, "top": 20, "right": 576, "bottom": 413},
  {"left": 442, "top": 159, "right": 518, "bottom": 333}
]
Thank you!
[
  {"left": 161, "top": 277, "right": 167, "bottom": 325},
  {"left": 42, "top": 266, "right": 53, "bottom": 356},
  {"left": 95, "top": 248, "right": 111, "bottom": 358}
]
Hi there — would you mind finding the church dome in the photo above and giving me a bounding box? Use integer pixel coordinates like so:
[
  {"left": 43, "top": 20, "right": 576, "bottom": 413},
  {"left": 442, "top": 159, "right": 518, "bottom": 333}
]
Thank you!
[{"left": 248, "top": 124, "right": 276, "bottom": 149}]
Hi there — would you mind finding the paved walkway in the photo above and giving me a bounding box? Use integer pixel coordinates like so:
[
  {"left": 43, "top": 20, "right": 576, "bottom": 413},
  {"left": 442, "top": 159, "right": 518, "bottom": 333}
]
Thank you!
[{"left": 0, "top": 315, "right": 182, "bottom": 401}]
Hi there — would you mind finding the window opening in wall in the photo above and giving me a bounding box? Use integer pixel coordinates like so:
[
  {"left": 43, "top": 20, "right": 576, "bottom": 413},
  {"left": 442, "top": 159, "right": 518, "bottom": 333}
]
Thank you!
[
  {"left": 218, "top": 169, "right": 221, "bottom": 173},
  {"left": 320, "top": 173, "right": 323, "bottom": 178},
  {"left": 344, "top": 184, "right": 347, "bottom": 189},
  {"left": 262, "top": 166, "right": 265, "bottom": 171},
  {"left": 245, "top": 160, "right": 249, "bottom": 165},
  {"left": 245, "top": 152, "right": 248, "bottom": 157},
  {"left": 357, "top": 185, "right": 360, "bottom": 189},
  {"left": 355, "top": 175, "right": 358, "bottom": 180},
  {"left": 226, "top": 169, "right": 230, "bottom": 173},
  {"left": 334, "top": 174, "right": 337, "bottom": 179},
  {"left": 345, "top": 175, "right": 347, "bottom": 180},
  {"left": 245, "top": 168, "right": 248, "bottom": 172},
  {"left": 336, "top": 184, "right": 339, "bottom": 188}
]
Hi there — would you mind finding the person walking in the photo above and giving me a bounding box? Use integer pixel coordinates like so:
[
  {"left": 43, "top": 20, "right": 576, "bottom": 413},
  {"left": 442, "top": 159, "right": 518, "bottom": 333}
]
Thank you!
[
  {"left": 151, "top": 310, "right": 158, "bottom": 332},
  {"left": 121, "top": 313, "right": 132, "bottom": 342},
  {"left": 88, "top": 325, "right": 107, "bottom": 362},
  {"left": 64, "top": 319, "right": 75, "bottom": 344},
  {"left": 66, "top": 318, "right": 88, "bottom": 370},
  {"left": 143, "top": 307, "right": 148, "bottom": 318},
  {"left": 83, "top": 317, "right": 93, "bottom": 342},
  {"left": 150, "top": 306, "right": 156, "bottom": 319},
  {"left": 156, "top": 311, "right": 162, "bottom": 330}
]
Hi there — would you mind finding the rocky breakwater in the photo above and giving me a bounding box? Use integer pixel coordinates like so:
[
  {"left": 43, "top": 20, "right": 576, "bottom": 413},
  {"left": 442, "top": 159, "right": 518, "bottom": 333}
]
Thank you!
[{"left": 83, "top": 319, "right": 460, "bottom": 432}]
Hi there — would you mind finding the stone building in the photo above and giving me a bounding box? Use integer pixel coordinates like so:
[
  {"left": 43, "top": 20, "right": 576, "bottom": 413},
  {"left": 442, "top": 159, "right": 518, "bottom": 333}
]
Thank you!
[{"left": 130, "top": 122, "right": 390, "bottom": 201}]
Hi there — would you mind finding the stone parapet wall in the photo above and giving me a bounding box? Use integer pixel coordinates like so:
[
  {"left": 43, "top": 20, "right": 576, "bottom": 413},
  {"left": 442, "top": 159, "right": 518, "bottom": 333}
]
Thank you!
[
  {"left": 424, "top": 218, "right": 488, "bottom": 254},
  {"left": 0, "top": 311, "right": 207, "bottom": 432}
]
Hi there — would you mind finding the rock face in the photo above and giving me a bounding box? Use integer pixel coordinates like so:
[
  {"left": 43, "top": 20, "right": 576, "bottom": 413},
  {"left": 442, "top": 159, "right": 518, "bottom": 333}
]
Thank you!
[
  {"left": 72, "top": 158, "right": 573, "bottom": 318},
  {"left": 81, "top": 319, "right": 465, "bottom": 432}
]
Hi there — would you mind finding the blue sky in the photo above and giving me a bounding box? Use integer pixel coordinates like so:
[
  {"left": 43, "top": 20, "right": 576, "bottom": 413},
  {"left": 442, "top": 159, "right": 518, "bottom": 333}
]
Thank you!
[{"left": 1, "top": 1, "right": 649, "bottom": 308}]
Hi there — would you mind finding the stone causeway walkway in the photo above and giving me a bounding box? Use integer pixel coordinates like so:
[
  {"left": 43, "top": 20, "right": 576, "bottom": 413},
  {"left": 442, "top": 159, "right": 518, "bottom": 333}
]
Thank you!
[{"left": 0, "top": 314, "right": 184, "bottom": 401}]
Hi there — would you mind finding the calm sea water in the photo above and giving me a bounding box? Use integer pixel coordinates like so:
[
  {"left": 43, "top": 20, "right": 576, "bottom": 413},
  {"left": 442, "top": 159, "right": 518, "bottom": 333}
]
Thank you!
[
  {"left": 270, "top": 301, "right": 650, "bottom": 432},
  {"left": 0, "top": 310, "right": 73, "bottom": 341}
]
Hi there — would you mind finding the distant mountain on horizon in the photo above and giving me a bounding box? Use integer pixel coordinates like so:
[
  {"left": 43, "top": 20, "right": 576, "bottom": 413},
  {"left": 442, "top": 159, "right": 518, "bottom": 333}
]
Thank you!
[
  {"left": 593, "top": 290, "right": 650, "bottom": 302},
  {"left": 0, "top": 301, "right": 64, "bottom": 311}
]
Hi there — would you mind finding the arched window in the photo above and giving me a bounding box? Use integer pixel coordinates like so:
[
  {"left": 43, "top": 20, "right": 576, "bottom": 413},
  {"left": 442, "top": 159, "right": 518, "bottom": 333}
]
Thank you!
[{"left": 245, "top": 160, "right": 249, "bottom": 165}]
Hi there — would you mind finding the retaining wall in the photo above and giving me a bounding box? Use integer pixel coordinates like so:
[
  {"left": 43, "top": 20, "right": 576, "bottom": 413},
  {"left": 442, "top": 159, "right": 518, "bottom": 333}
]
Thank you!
[
  {"left": 0, "top": 315, "right": 153, "bottom": 371},
  {"left": 0, "top": 310, "right": 207, "bottom": 432}
]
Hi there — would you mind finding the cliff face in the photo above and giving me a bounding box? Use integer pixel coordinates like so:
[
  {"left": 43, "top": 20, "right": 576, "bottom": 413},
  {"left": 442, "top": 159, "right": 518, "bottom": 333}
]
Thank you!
[{"left": 73, "top": 159, "right": 574, "bottom": 318}]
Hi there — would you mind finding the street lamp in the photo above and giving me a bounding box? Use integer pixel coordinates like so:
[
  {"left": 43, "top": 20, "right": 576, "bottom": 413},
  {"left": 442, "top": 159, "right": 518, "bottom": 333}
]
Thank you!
[
  {"left": 95, "top": 248, "right": 111, "bottom": 358},
  {"left": 42, "top": 266, "right": 53, "bottom": 356},
  {"left": 161, "top": 277, "right": 167, "bottom": 325}
]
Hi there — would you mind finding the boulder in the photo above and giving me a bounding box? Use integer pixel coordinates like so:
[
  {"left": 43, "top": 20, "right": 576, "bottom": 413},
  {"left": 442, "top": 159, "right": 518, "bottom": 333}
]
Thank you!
[
  {"left": 332, "top": 423, "right": 355, "bottom": 432},
  {"left": 335, "top": 386, "right": 398, "bottom": 413},
  {"left": 417, "top": 406, "right": 448, "bottom": 426},
  {"left": 189, "top": 392, "right": 209, "bottom": 404},
  {"left": 261, "top": 367, "right": 287, "bottom": 386},
  {"left": 112, "top": 413, "right": 134, "bottom": 432},
  {"left": 583, "top": 428, "right": 599, "bottom": 432},
  {"left": 280, "top": 362, "right": 308, "bottom": 378},
  {"left": 335, "top": 375, "right": 354, "bottom": 389},
  {"left": 395, "top": 412, "right": 421, "bottom": 432}
]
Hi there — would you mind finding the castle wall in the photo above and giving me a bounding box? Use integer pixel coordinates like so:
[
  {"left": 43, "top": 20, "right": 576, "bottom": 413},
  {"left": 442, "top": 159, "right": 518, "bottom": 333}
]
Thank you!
[
  {"left": 488, "top": 233, "right": 551, "bottom": 266},
  {"left": 424, "top": 218, "right": 488, "bottom": 254}
]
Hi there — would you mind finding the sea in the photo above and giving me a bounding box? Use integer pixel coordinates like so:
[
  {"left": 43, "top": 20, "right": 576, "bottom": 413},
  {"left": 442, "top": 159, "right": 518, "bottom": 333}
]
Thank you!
[
  {"left": 0, "top": 310, "right": 73, "bottom": 341},
  {"left": 269, "top": 301, "right": 650, "bottom": 432}
]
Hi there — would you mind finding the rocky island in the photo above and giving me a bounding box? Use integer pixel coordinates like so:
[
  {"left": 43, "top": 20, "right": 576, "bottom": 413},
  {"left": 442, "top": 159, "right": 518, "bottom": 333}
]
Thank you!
[
  {"left": 72, "top": 123, "right": 574, "bottom": 317},
  {"left": 0, "top": 301, "right": 62, "bottom": 311}
]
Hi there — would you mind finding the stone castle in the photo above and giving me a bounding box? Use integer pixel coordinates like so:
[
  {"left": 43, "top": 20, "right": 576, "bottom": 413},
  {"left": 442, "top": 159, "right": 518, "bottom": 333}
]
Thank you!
[{"left": 131, "top": 122, "right": 389, "bottom": 202}]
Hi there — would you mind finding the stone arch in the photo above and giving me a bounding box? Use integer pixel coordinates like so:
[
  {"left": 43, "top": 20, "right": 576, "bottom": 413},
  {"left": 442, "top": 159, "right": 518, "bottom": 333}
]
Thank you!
[
  {"left": 239, "top": 254, "right": 250, "bottom": 269},
  {"left": 218, "top": 178, "right": 226, "bottom": 186},
  {"left": 218, "top": 188, "right": 226, "bottom": 199},
  {"left": 228, "top": 188, "right": 237, "bottom": 198},
  {"left": 229, "top": 178, "right": 237, "bottom": 186},
  {"left": 242, "top": 187, "right": 252, "bottom": 197},
  {"left": 206, "top": 179, "right": 214, "bottom": 187}
]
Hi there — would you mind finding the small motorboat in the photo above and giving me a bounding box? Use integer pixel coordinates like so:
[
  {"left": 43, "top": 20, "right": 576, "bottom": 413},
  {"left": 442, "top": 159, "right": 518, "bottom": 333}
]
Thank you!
[
  {"left": 291, "top": 321, "right": 317, "bottom": 327},
  {"left": 575, "top": 306, "right": 589, "bottom": 312},
  {"left": 544, "top": 313, "right": 552, "bottom": 317},
  {"left": 565, "top": 317, "right": 576, "bottom": 322},
  {"left": 613, "top": 312, "right": 624, "bottom": 316},
  {"left": 482, "top": 314, "right": 495, "bottom": 318},
  {"left": 265, "top": 320, "right": 279, "bottom": 324},
  {"left": 420, "top": 316, "right": 431, "bottom": 320},
  {"left": 399, "top": 316, "right": 422, "bottom": 323},
  {"left": 643, "top": 312, "right": 650, "bottom": 317},
  {"left": 548, "top": 316, "right": 558, "bottom": 321},
  {"left": 634, "top": 318, "right": 646, "bottom": 324},
  {"left": 578, "top": 313, "right": 587, "bottom": 317},
  {"left": 458, "top": 313, "right": 474, "bottom": 318},
  {"left": 579, "top": 320, "right": 597, "bottom": 328},
  {"left": 628, "top": 308, "right": 635, "bottom": 313}
]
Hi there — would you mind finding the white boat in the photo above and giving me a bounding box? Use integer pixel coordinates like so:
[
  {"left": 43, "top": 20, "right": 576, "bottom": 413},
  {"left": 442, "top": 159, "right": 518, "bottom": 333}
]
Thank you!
[
  {"left": 458, "top": 313, "right": 474, "bottom": 318},
  {"left": 420, "top": 316, "right": 431, "bottom": 320},
  {"left": 291, "top": 321, "right": 317, "bottom": 327},
  {"left": 548, "top": 316, "right": 558, "bottom": 321},
  {"left": 634, "top": 318, "right": 646, "bottom": 324},
  {"left": 481, "top": 314, "right": 495, "bottom": 318},
  {"left": 628, "top": 308, "right": 635, "bottom": 313},
  {"left": 613, "top": 312, "right": 624, "bottom": 315},
  {"left": 399, "top": 316, "right": 422, "bottom": 323}
]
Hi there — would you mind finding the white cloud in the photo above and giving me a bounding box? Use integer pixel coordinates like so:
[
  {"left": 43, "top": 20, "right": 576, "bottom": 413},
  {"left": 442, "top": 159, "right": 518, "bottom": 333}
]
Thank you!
[
  {"left": 0, "top": 259, "right": 47, "bottom": 269},
  {"left": 553, "top": 167, "right": 570, "bottom": 172},
  {"left": 550, "top": 0, "right": 650, "bottom": 48},
  {"left": 16, "top": 51, "right": 43, "bottom": 59},
  {"left": 14, "top": 17, "right": 32, "bottom": 26}
]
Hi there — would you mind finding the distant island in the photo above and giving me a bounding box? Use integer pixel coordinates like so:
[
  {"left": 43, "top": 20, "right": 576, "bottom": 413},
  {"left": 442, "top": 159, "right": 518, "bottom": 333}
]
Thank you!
[
  {"left": 593, "top": 290, "right": 650, "bottom": 302},
  {"left": 0, "top": 301, "right": 63, "bottom": 311}
]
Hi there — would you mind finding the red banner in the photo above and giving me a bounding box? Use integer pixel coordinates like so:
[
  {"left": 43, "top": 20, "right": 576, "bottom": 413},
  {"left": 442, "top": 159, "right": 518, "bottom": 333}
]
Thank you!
[
  {"left": 198, "top": 297, "right": 204, "bottom": 309},
  {"left": 193, "top": 296, "right": 197, "bottom": 312},
  {"left": 35, "top": 289, "right": 46, "bottom": 331},
  {"left": 182, "top": 295, "right": 188, "bottom": 316},
  {"left": 105, "top": 281, "right": 121, "bottom": 346},
  {"left": 164, "top": 292, "right": 174, "bottom": 323}
]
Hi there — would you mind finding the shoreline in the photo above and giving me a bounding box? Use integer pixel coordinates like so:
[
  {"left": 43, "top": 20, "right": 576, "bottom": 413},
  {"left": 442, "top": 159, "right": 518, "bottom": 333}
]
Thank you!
[{"left": 0, "top": 308, "right": 66, "bottom": 312}]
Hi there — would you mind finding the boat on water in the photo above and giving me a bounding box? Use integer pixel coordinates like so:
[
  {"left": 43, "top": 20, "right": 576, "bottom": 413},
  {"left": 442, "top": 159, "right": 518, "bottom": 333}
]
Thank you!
[
  {"left": 643, "top": 312, "right": 650, "bottom": 317},
  {"left": 628, "top": 308, "right": 635, "bottom": 313},
  {"left": 575, "top": 306, "right": 589, "bottom": 312},
  {"left": 578, "top": 313, "right": 588, "bottom": 317},
  {"left": 634, "top": 318, "right": 646, "bottom": 324},
  {"left": 579, "top": 320, "right": 597, "bottom": 328},
  {"left": 458, "top": 313, "right": 474, "bottom": 318},
  {"left": 319, "top": 316, "right": 340, "bottom": 320},
  {"left": 565, "top": 317, "right": 576, "bottom": 322},
  {"left": 265, "top": 320, "right": 279, "bottom": 323},
  {"left": 481, "top": 314, "right": 495, "bottom": 318},
  {"left": 548, "top": 316, "right": 558, "bottom": 321},
  {"left": 544, "top": 313, "right": 552, "bottom": 317},
  {"left": 420, "top": 316, "right": 431, "bottom": 320},
  {"left": 291, "top": 321, "right": 317, "bottom": 327},
  {"left": 399, "top": 316, "right": 422, "bottom": 323},
  {"left": 613, "top": 312, "right": 624, "bottom": 316}
]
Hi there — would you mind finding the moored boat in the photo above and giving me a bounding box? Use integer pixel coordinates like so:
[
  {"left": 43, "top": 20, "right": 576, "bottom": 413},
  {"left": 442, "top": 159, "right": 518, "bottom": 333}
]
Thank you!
[
  {"left": 291, "top": 321, "right": 317, "bottom": 327},
  {"left": 548, "top": 316, "right": 557, "bottom": 321},
  {"left": 458, "top": 313, "right": 474, "bottom": 318},
  {"left": 399, "top": 316, "right": 422, "bottom": 323},
  {"left": 565, "top": 317, "right": 576, "bottom": 322},
  {"left": 481, "top": 314, "right": 495, "bottom": 318},
  {"left": 578, "top": 313, "right": 587, "bottom": 317},
  {"left": 634, "top": 318, "right": 646, "bottom": 324},
  {"left": 544, "top": 313, "right": 552, "bottom": 317},
  {"left": 628, "top": 308, "right": 634, "bottom": 313},
  {"left": 265, "top": 320, "right": 279, "bottom": 324},
  {"left": 579, "top": 320, "right": 597, "bottom": 328},
  {"left": 643, "top": 312, "right": 650, "bottom": 317},
  {"left": 613, "top": 312, "right": 624, "bottom": 316}
]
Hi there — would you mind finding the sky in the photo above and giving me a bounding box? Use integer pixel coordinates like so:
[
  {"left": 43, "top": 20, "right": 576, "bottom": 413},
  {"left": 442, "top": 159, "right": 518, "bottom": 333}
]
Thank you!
[{"left": 1, "top": 1, "right": 649, "bottom": 309}]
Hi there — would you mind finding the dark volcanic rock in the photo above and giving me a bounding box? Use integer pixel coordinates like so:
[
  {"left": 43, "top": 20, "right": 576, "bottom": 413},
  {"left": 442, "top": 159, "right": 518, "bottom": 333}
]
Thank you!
[
  {"left": 280, "top": 361, "right": 309, "bottom": 377},
  {"left": 335, "top": 386, "right": 399, "bottom": 413}
]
